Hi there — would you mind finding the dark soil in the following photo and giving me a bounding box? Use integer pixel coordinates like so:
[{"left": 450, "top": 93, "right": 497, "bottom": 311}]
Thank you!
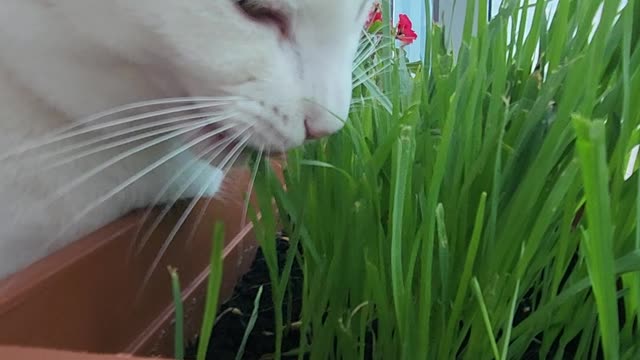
[
  {"left": 185, "top": 232, "right": 604, "bottom": 359},
  {"left": 185, "top": 234, "right": 304, "bottom": 360}
]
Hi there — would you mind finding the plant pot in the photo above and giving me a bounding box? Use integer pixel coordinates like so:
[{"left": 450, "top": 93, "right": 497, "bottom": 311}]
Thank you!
[
  {"left": 0, "top": 346, "right": 169, "bottom": 360},
  {"left": 0, "top": 161, "right": 284, "bottom": 359}
]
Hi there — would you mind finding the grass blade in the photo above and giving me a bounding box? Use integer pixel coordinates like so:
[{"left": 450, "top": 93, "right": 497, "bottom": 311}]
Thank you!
[
  {"left": 235, "top": 286, "right": 264, "bottom": 360},
  {"left": 196, "top": 223, "right": 226, "bottom": 360},
  {"left": 169, "top": 267, "right": 185, "bottom": 360}
]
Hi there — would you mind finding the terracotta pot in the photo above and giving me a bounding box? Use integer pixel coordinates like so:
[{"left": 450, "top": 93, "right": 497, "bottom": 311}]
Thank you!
[
  {"left": 0, "top": 346, "right": 169, "bottom": 360},
  {"left": 0, "top": 161, "right": 284, "bottom": 359}
]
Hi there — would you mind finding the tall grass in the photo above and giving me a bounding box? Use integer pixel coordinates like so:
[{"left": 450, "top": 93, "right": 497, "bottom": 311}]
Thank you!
[{"left": 195, "top": 0, "right": 640, "bottom": 358}]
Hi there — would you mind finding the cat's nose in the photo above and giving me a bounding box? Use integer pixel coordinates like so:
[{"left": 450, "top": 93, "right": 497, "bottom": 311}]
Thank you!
[
  {"left": 304, "top": 118, "right": 331, "bottom": 140},
  {"left": 303, "top": 102, "right": 345, "bottom": 140}
]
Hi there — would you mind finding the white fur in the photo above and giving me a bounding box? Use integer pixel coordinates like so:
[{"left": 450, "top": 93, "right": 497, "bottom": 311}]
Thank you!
[{"left": 0, "top": 0, "right": 372, "bottom": 278}]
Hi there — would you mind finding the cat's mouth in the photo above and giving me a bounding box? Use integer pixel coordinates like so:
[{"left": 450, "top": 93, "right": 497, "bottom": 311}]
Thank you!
[
  {"left": 195, "top": 121, "right": 285, "bottom": 168},
  {"left": 199, "top": 122, "right": 247, "bottom": 156},
  {"left": 201, "top": 123, "right": 235, "bottom": 145},
  {"left": 198, "top": 121, "right": 289, "bottom": 159}
]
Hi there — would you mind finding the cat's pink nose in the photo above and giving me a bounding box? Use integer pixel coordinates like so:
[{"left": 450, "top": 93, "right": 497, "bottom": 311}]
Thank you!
[{"left": 304, "top": 118, "right": 331, "bottom": 140}]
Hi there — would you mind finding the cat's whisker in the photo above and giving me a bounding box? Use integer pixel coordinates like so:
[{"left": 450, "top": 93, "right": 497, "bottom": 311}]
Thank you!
[
  {"left": 353, "top": 48, "right": 377, "bottom": 69},
  {"left": 133, "top": 125, "right": 253, "bottom": 254},
  {"left": 352, "top": 63, "right": 392, "bottom": 89},
  {"left": 354, "top": 53, "right": 393, "bottom": 75},
  {"left": 125, "top": 139, "right": 230, "bottom": 263},
  {"left": 359, "top": 26, "right": 396, "bottom": 41},
  {"left": 181, "top": 143, "right": 250, "bottom": 251},
  {"left": 354, "top": 39, "right": 381, "bottom": 62},
  {"left": 60, "top": 101, "right": 232, "bottom": 135},
  {"left": 352, "top": 61, "right": 393, "bottom": 87},
  {"left": 39, "top": 110, "right": 233, "bottom": 161},
  {"left": 351, "top": 94, "right": 393, "bottom": 106},
  {"left": 33, "top": 117, "right": 238, "bottom": 216},
  {"left": 353, "top": 48, "right": 391, "bottom": 78},
  {"left": 358, "top": 28, "right": 387, "bottom": 48},
  {"left": 301, "top": 97, "right": 349, "bottom": 129},
  {"left": 69, "top": 126, "right": 240, "bottom": 226},
  {"left": 352, "top": 32, "right": 391, "bottom": 83},
  {"left": 350, "top": 90, "right": 390, "bottom": 112},
  {"left": 354, "top": 42, "right": 375, "bottom": 63},
  {"left": 39, "top": 111, "right": 236, "bottom": 170},
  {"left": 354, "top": 31, "right": 393, "bottom": 68},
  {"left": 4, "top": 102, "right": 233, "bottom": 160},
  {"left": 61, "top": 96, "right": 243, "bottom": 130},
  {"left": 356, "top": 43, "right": 393, "bottom": 65},
  {"left": 0, "top": 96, "right": 243, "bottom": 162},
  {"left": 137, "top": 134, "right": 251, "bottom": 296},
  {"left": 9, "top": 119, "right": 221, "bottom": 184},
  {"left": 47, "top": 121, "right": 245, "bottom": 250},
  {"left": 241, "top": 146, "right": 264, "bottom": 229}
]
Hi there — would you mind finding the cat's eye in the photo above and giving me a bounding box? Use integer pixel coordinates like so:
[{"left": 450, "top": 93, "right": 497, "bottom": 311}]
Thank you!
[{"left": 235, "top": 0, "right": 291, "bottom": 39}]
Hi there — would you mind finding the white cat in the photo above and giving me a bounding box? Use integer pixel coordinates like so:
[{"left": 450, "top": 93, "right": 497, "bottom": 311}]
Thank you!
[{"left": 0, "top": 0, "right": 373, "bottom": 279}]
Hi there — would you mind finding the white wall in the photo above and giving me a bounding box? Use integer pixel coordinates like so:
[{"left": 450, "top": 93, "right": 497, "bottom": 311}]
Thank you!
[
  {"left": 436, "top": 0, "right": 559, "bottom": 58},
  {"left": 436, "top": 0, "right": 476, "bottom": 56},
  {"left": 394, "top": 0, "right": 428, "bottom": 61}
]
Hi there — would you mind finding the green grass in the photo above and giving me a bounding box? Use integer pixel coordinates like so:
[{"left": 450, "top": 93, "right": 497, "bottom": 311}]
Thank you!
[
  {"left": 189, "top": 0, "right": 640, "bottom": 358},
  {"left": 195, "top": 222, "right": 226, "bottom": 360},
  {"left": 169, "top": 266, "right": 185, "bottom": 360},
  {"left": 169, "top": 222, "right": 226, "bottom": 360},
  {"left": 235, "top": 285, "right": 264, "bottom": 360}
]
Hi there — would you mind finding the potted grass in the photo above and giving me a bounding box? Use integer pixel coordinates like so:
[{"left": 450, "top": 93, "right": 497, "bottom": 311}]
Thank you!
[
  {"left": 0, "top": 160, "right": 285, "bottom": 359},
  {"left": 193, "top": 0, "right": 640, "bottom": 359}
]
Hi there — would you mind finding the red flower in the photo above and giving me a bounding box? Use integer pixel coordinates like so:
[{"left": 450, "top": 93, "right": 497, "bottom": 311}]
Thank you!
[
  {"left": 363, "top": 4, "right": 418, "bottom": 47},
  {"left": 396, "top": 14, "right": 417, "bottom": 45},
  {"left": 365, "top": 2, "right": 382, "bottom": 28}
]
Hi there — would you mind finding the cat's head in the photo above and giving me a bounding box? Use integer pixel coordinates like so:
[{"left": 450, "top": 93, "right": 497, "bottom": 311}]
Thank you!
[{"left": 62, "top": 0, "right": 374, "bottom": 155}]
